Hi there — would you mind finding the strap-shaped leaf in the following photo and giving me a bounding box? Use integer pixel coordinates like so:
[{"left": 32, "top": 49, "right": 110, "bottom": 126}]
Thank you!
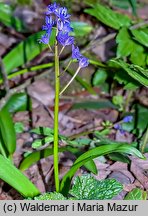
[
  {"left": 2, "top": 92, "right": 31, "bottom": 113},
  {"left": 60, "top": 144, "right": 144, "bottom": 195},
  {"left": 0, "top": 108, "right": 16, "bottom": 156},
  {"left": 1, "top": 30, "right": 56, "bottom": 76},
  {"left": 0, "top": 155, "right": 39, "bottom": 197},
  {"left": 19, "top": 146, "right": 97, "bottom": 175}
]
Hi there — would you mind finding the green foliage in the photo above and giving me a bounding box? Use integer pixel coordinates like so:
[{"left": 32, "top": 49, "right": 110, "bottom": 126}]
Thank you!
[
  {"left": 110, "top": 59, "right": 148, "bottom": 87},
  {"left": 2, "top": 93, "right": 31, "bottom": 113},
  {"left": 60, "top": 143, "right": 144, "bottom": 195},
  {"left": 14, "top": 122, "right": 25, "bottom": 134},
  {"left": 71, "top": 22, "right": 93, "bottom": 37},
  {"left": 0, "top": 3, "right": 24, "bottom": 32},
  {"left": 116, "top": 27, "right": 147, "bottom": 66},
  {"left": 85, "top": 3, "right": 131, "bottom": 30},
  {"left": 92, "top": 69, "right": 108, "bottom": 86},
  {"left": 124, "top": 188, "right": 147, "bottom": 200},
  {"left": 30, "top": 175, "right": 123, "bottom": 200},
  {"left": 69, "top": 175, "right": 123, "bottom": 200},
  {"left": 112, "top": 95, "right": 124, "bottom": 110},
  {"left": 131, "top": 28, "right": 148, "bottom": 47},
  {"left": 33, "top": 192, "right": 66, "bottom": 200},
  {"left": 1, "top": 30, "right": 56, "bottom": 76},
  {"left": 72, "top": 100, "right": 116, "bottom": 110},
  {"left": 0, "top": 108, "right": 16, "bottom": 157},
  {"left": 0, "top": 155, "right": 39, "bottom": 198}
]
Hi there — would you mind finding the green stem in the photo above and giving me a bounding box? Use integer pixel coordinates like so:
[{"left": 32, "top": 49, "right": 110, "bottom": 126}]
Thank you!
[
  {"left": 141, "top": 126, "right": 148, "bottom": 153},
  {"left": 53, "top": 41, "right": 60, "bottom": 192},
  {"left": 123, "top": 90, "right": 133, "bottom": 113},
  {"left": 59, "top": 67, "right": 81, "bottom": 95}
]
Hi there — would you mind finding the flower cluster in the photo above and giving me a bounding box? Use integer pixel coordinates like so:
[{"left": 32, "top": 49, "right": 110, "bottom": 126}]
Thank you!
[
  {"left": 40, "top": 2, "right": 89, "bottom": 68},
  {"left": 114, "top": 115, "right": 133, "bottom": 134}
]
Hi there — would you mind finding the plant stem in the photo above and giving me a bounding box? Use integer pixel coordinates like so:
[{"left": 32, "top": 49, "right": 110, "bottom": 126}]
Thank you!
[
  {"left": 53, "top": 41, "right": 60, "bottom": 192},
  {"left": 59, "top": 67, "right": 81, "bottom": 95}
]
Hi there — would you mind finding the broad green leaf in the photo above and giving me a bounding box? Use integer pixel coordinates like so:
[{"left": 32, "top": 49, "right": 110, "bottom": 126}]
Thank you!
[
  {"left": 60, "top": 144, "right": 144, "bottom": 195},
  {"left": 124, "top": 188, "right": 147, "bottom": 200},
  {"left": 116, "top": 27, "right": 147, "bottom": 66},
  {"left": 0, "top": 155, "right": 39, "bottom": 197},
  {"left": 0, "top": 108, "right": 16, "bottom": 155},
  {"left": 33, "top": 192, "right": 67, "bottom": 200},
  {"left": 72, "top": 100, "right": 116, "bottom": 110},
  {"left": 1, "top": 30, "right": 56, "bottom": 76},
  {"left": 131, "top": 28, "right": 148, "bottom": 47},
  {"left": 0, "top": 3, "right": 24, "bottom": 32},
  {"left": 2, "top": 93, "right": 31, "bottom": 113},
  {"left": 69, "top": 175, "right": 123, "bottom": 200},
  {"left": 85, "top": 3, "right": 131, "bottom": 30},
  {"left": 110, "top": 59, "right": 148, "bottom": 87},
  {"left": 71, "top": 22, "right": 92, "bottom": 37},
  {"left": 92, "top": 69, "right": 107, "bottom": 86}
]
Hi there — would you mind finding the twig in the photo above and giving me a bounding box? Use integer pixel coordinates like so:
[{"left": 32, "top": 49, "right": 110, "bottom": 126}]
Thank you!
[{"left": 130, "top": 20, "right": 148, "bottom": 30}]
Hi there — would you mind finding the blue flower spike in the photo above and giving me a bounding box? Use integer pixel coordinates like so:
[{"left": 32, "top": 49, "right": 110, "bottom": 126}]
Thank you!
[{"left": 40, "top": 3, "right": 89, "bottom": 95}]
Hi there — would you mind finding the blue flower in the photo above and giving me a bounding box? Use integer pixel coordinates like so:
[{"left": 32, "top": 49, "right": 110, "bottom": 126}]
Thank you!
[
  {"left": 123, "top": 115, "right": 133, "bottom": 123},
  {"left": 79, "top": 57, "right": 89, "bottom": 68},
  {"left": 42, "top": 16, "right": 54, "bottom": 34},
  {"left": 72, "top": 45, "right": 82, "bottom": 60},
  {"left": 114, "top": 124, "right": 125, "bottom": 134},
  {"left": 55, "top": 7, "right": 70, "bottom": 21},
  {"left": 57, "top": 20, "right": 73, "bottom": 33},
  {"left": 46, "top": 2, "right": 58, "bottom": 15},
  {"left": 57, "top": 32, "right": 74, "bottom": 46},
  {"left": 39, "top": 34, "right": 50, "bottom": 44}
]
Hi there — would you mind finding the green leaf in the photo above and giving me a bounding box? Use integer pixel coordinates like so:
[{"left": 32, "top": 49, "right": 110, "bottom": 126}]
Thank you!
[
  {"left": 85, "top": 3, "right": 131, "bottom": 30},
  {"left": 69, "top": 175, "right": 123, "bottom": 200},
  {"left": 72, "top": 100, "right": 116, "bottom": 110},
  {"left": 116, "top": 27, "right": 147, "bottom": 66},
  {"left": 0, "top": 108, "right": 16, "bottom": 156},
  {"left": 131, "top": 28, "right": 148, "bottom": 47},
  {"left": 0, "top": 155, "right": 39, "bottom": 197},
  {"left": 14, "top": 122, "right": 25, "bottom": 134},
  {"left": 2, "top": 93, "right": 30, "bottom": 113},
  {"left": 83, "top": 160, "right": 98, "bottom": 175},
  {"left": 134, "top": 104, "right": 148, "bottom": 137},
  {"left": 110, "top": 59, "right": 148, "bottom": 87},
  {"left": 124, "top": 188, "right": 147, "bottom": 200},
  {"left": 31, "top": 136, "right": 54, "bottom": 149},
  {"left": 71, "top": 22, "right": 92, "bottom": 37},
  {"left": 92, "top": 69, "right": 107, "bottom": 86},
  {"left": 60, "top": 144, "right": 144, "bottom": 195},
  {"left": 129, "top": 0, "right": 137, "bottom": 16},
  {"left": 31, "top": 127, "right": 54, "bottom": 136},
  {"left": 1, "top": 29, "right": 56, "bottom": 76},
  {"left": 19, "top": 146, "right": 97, "bottom": 174},
  {"left": 33, "top": 192, "right": 67, "bottom": 200},
  {"left": 0, "top": 3, "right": 24, "bottom": 32}
]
